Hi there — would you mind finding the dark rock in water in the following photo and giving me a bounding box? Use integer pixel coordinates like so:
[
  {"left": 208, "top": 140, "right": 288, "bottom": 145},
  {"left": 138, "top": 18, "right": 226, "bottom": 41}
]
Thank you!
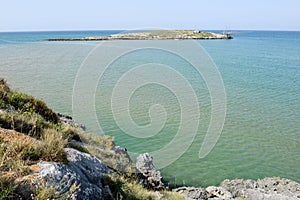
[{"left": 136, "top": 153, "right": 165, "bottom": 190}]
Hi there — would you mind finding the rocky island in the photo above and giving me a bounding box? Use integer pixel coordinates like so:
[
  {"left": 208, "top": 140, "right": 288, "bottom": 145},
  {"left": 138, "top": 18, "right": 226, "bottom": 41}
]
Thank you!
[
  {"left": 47, "top": 30, "right": 233, "bottom": 41},
  {"left": 1, "top": 78, "right": 300, "bottom": 200}
]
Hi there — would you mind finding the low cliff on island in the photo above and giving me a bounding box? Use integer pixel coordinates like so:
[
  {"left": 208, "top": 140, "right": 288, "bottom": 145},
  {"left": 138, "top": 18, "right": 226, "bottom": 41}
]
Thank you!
[
  {"left": 1, "top": 78, "right": 299, "bottom": 200},
  {"left": 47, "top": 30, "right": 233, "bottom": 41}
]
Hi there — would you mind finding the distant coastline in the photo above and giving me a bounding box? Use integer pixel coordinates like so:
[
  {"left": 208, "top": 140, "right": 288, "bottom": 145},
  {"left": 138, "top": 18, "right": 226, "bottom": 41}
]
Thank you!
[{"left": 47, "top": 30, "right": 233, "bottom": 41}]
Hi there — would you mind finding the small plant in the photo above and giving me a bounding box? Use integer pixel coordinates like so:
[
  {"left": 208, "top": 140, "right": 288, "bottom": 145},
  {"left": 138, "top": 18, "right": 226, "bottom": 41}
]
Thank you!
[
  {"left": 40, "top": 129, "right": 68, "bottom": 163},
  {"left": 104, "top": 173, "right": 184, "bottom": 200},
  {"left": 22, "top": 149, "right": 40, "bottom": 161},
  {"left": 61, "top": 125, "right": 82, "bottom": 142},
  {"left": 78, "top": 131, "right": 136, "bottom": 173},
  {"left": 0, "top": 176, "right": 14, "bottom": 200},
  {"left": 0, "top": 99, "right": 7, "bottom": 109}
]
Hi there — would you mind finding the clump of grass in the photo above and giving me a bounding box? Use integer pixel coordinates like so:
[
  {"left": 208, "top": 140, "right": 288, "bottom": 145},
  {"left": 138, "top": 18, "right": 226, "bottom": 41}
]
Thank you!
[
  {"left": 33, "top": 180, "right": 79, "bottom": 200},
  {"left": 60, "top": 124, "right": 82, "bottom": 142},
  {"left": 39, "top": 129, "right": 68, "bottom": 163},
  {"left": 0, "top": 128, "right": 69, "bottom": 199},
  {"left": 0, "top": 112, "right": 56, "bottom": 138},
  {"left": 78, "top": 132, "right": 136, "bottom": 174},
  {"left": 0, "top": 176, "right": 14, "bottom": 199},
  {"left": 104, "top": 174, "right": 184, "bottom": 200},
  {"left": 0, "top": 128, "right": 68, "bottom": 166},
  {"left": 0, "top": 99, "right": 7, "bottom": 109}
]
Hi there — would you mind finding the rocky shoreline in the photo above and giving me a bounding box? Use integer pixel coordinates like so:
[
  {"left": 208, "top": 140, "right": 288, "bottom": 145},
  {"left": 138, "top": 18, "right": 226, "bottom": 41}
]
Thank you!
[
  {"left": 135, "top": 153, "right": 300, "bottom": 200},
  {"left": 47, "top": 30, "right": 233, "bottom": 41}
]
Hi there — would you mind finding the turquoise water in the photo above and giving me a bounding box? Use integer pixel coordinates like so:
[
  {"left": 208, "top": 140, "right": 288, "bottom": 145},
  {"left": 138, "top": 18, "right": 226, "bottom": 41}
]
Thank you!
[{"left": 0, "top": 31, "right": 299, "bottom": 186}]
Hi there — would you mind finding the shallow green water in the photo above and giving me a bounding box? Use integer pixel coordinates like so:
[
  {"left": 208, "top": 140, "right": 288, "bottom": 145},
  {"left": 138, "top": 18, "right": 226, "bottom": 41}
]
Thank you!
[{"left": 0, "top": 31, "right": 299, "bottom": 186}]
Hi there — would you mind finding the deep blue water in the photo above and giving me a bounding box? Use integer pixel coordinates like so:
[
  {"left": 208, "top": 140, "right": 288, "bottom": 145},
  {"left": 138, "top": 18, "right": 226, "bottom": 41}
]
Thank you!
[{"left": 0, "top": 30, "right": 299, "bottom": 186}]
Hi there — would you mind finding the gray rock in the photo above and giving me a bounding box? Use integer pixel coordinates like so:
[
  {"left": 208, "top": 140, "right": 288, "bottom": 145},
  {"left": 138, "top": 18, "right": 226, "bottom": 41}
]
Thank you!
[
  {"left": 173, "top": 186, "right": 208, "bottom": 200},
  {"left": 221, "top": 177, "right": 300, "bottom": 200},
  {"left": 136, "top": 153, "right": 165, "bottom": 190},
  {"left": 36, "top": 148, "right": 112, "bottom": 200},
  {"left": 206, "top": 186, "right": 233, "bottom": 199}
]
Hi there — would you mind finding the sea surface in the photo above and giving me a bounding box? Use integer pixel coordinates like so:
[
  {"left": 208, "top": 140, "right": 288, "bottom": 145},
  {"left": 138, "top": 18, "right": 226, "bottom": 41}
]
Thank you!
[{"left": 0, "top": 30, "right": 299, "bottom": 186}]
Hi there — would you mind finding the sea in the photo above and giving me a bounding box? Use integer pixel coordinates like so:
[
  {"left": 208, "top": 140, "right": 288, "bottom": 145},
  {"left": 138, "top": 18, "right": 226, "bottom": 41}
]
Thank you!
[{"left": 0, "top": 30, "right": 299, "bottom": 187}]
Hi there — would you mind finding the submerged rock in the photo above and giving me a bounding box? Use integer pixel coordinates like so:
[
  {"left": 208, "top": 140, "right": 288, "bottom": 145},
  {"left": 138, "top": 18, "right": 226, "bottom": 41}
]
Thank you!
[{"left": 136, "top": 153, "right": 165, "bottom": 190}]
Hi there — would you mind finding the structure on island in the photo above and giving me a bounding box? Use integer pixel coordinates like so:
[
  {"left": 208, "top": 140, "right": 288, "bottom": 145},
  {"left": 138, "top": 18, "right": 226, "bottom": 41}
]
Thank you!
[{"left": 222, "top": 31, "right": 233, "bottom": 39}]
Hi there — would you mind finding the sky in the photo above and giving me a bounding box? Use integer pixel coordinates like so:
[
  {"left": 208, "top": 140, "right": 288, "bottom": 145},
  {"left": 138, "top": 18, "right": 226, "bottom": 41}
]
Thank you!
[{"left": 0, "top": 0, "right": 299, "bottom": 31}]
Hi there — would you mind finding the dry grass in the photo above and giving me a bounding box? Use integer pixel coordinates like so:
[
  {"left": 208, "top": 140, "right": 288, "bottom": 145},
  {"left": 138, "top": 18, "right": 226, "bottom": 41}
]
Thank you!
[
  {"left": 39, "top": 129, "right": 68, "bottom": 163},
  {"left": 0, "top": 127, "right": 68, "bottom": 199},
  {"left": 33, "top": 180, "right": 79, "bottom": 200},
  {"left": 0, "top": 112, "right": 57, "bottom": 139},
  {"left": 105, "top": 174, "right": 184, "bottom": 200},
  {"left": 78, "top": 131, "right": 136, "bottom": 174},
  {"left": 0, "top": 127, "right": 68, "bottom": 166}
]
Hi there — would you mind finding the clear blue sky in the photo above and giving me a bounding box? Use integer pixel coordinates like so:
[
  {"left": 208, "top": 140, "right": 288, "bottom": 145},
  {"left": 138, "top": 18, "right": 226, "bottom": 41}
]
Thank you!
[{"left": 1, "top": 0, "right": 299, "bottom": 31}]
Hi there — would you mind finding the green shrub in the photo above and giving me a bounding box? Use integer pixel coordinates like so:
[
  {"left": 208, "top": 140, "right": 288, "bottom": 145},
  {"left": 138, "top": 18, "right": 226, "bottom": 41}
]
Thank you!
[
  {"left": 22, "top": 149, "right": 40, "bottom": 161},
  {"left": 9, "top": 92, "right": 59, "bottom": 124},
  {"left": 0, "top": 176, "right": 14, "bottom": 200},
  {"left": 0, "top": 99, "right": 6, "bottom": 109},
  {"left": 61, "top": 125, "right": 82, "bottom": 142}
]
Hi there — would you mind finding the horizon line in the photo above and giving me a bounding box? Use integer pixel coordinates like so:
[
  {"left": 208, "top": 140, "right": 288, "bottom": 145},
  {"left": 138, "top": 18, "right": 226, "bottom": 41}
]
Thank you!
[{"left": 0, "top": 28, "right": 300, "bottom": 33}]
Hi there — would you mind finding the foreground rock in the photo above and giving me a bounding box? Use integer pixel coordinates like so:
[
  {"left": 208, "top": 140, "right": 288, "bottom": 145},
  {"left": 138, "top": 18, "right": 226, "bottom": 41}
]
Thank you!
[
  {"left": 20, "top": 148, "right": 112, "bottom": 200},
  {"left": 136, "top": 153, "right": 165, "bottom": 190}
]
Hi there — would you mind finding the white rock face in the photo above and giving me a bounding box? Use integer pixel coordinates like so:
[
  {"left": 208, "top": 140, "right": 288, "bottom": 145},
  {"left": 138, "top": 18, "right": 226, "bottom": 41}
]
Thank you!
[
  {"left": 136, "top": 153, "right": 165, "bottom": 190},
  {"left": 37, "top": 148, "right": 112, "bottom": 200}
]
